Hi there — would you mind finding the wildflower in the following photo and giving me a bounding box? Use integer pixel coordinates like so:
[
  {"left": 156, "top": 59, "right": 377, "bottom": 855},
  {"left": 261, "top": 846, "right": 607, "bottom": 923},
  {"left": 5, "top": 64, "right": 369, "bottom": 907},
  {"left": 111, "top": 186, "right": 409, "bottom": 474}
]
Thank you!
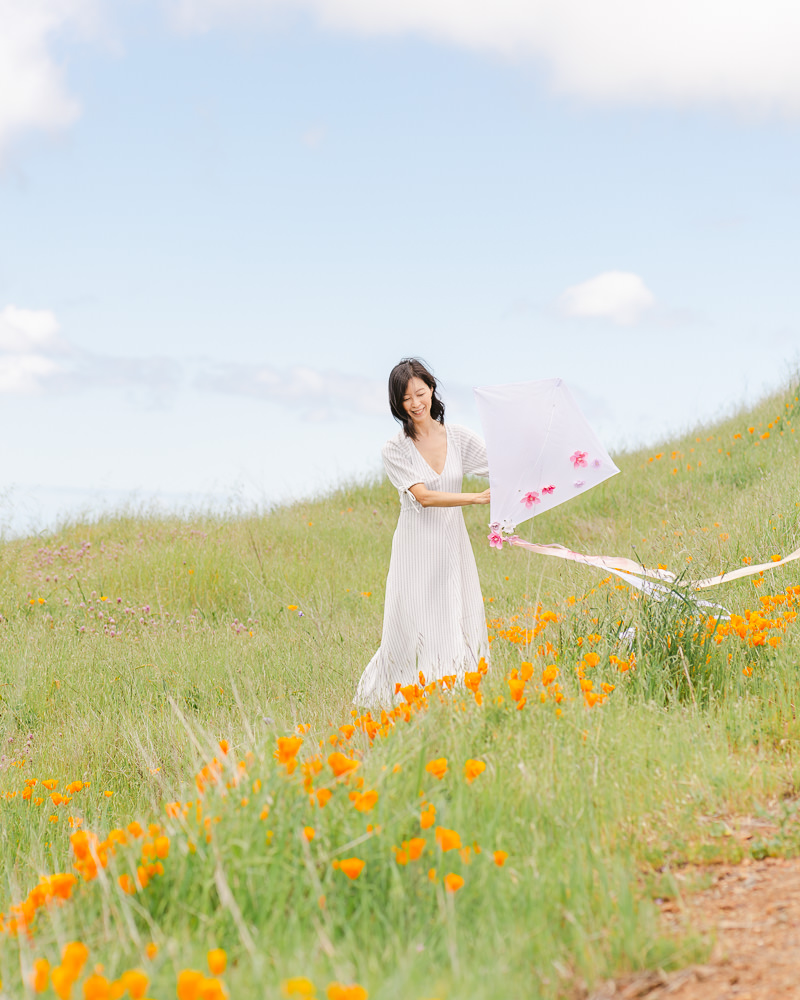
[
  {"left": 463, "top": 671, "right": 482, "bottom": 693},
  {"left": 464, "top": 760, "right": 486, "bottom": 784},
  {"left": 82, "top": 972, "right": 111, "bottom": 999},
  {"left": 327, "top": 983, "right": 368, "bottom": 1000},
  {"left": 303, "top": 826, "right": 315, "bottom": 841},
  {"left": 103, "top": 791, "right": 114, "bottom": 798},
  {"left": 328, "top": 752, "right": 360, "bottom": 778},
  {"left": 275, "top": 736, "right": 304, "bottom": 768},
  {"left": 351, "top": 789, "right": 378, "bottom": 812},
  {"left": 282, "top": 978, "right": 316, "bottom": 997},
  {"left": 583, "top": 651, "right": 600, "bottom": 668},
  {"left": 145, "top": 943, "right": 158, "bottom": 961},
  {"left": 337, "top": 857, "right": 365, "bottom": 880},
  {"left": 508, "top": 677, "right": 525, "bottom": 702},
  {"left": 119, "top": 874, "right": 137, "bottom": 894},
  {"left": 30, "top": 959, "right": 50, "bottom": 993},
  {"left": 177, "top": 970, "right": 205, "bottom": 1000},
  {"left": 425, "top": 758, "right": 447, "bottom": 780},
  {"left": 61, "top": 942, "right": 89, "bottom": 977},
  {"left": 119, "top": 970, "right": 149, "bottom": 999},
  {"left": 493, "top": 850, "right": 509, "bottom": 867},
  {"left": 420, "top": 802, "right": 436, "bottom": 829},
  {"left": 207, "top": 949, "right": 227, "bottom": 975},
  {"left": 541, "top": 665, "right": 558, "bottom": 686},
  {"left": 407, "top": 837, "right": 426, "bottom": 861},
  {"left": 316, "top": 788, "right": 332, "bottom": 808},
  {"left": 444, "top": 873, "right": 464, "bottom": 893},
  {"left": 435, "top": 827, "right": 462, "bottom": 852}
]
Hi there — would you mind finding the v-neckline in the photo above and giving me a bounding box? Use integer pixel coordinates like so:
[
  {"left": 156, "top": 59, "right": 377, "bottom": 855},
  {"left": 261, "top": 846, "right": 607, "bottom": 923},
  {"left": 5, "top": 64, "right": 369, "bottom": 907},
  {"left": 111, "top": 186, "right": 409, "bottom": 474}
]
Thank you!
[{"left": 411, "top": 424, "right": 449, "bottom": 477}]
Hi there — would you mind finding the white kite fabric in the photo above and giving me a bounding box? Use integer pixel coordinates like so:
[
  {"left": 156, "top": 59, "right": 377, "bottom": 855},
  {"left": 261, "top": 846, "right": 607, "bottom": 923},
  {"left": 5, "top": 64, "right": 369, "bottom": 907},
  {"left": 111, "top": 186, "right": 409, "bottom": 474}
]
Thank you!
[
  {"left": 473, "top": 378, "right": 620, "bottom": 542},
  {"left": 473, "top": 377, "right": 800, "bottom": 602}
]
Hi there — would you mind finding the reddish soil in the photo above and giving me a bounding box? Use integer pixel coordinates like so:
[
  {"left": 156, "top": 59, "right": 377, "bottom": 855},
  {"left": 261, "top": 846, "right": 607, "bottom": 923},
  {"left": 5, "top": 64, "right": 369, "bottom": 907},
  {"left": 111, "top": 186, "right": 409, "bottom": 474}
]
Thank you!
[{"left": 588, "top": 856, "right": 800, "bottom": 999}]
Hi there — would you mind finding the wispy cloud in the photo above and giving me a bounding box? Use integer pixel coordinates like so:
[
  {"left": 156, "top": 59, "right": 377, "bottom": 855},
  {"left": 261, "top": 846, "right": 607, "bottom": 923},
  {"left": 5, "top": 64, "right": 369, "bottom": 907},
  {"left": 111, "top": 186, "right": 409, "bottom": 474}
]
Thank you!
[
  {"left": 196, "top": 362, "right": 386, "bottom": 420},
  {"left": 559, "top": 271, "right": 655, "bottom": 326},
  {"left": 0, "top": 302, "right": 181, "bottom": 401},
  {"left": 0, "top": 302, "right": 388, "bottom": 416},
  {"left": 168, "top": 0, "right": 800, "bottom": 115}
]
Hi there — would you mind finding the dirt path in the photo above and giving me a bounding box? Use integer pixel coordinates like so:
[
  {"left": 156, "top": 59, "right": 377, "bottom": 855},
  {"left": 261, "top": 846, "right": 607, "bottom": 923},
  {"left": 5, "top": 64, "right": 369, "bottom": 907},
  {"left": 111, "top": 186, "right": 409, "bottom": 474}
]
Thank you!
[{"left": 589, "top": 857, "right": 800, "bottom": 1000}]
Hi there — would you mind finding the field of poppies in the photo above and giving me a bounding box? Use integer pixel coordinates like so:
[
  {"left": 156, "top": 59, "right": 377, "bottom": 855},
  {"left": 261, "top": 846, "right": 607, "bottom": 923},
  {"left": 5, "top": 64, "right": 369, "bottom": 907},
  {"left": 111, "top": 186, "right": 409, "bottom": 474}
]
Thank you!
[{"left": 1, "top": 384, "right": 799, "bottom": 999}]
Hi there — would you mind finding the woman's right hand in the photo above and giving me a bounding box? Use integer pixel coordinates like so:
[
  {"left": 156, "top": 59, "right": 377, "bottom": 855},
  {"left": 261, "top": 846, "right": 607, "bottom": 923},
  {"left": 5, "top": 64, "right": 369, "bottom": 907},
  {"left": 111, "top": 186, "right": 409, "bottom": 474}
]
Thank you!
[{"left": 473, "top": 488, "right": 491, "bottom": 505}]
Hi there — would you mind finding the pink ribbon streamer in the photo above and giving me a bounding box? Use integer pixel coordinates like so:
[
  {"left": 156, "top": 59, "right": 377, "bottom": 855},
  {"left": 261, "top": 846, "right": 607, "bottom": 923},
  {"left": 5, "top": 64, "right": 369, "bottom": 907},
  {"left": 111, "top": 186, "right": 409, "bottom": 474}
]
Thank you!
[{"left": 508, "top": 539, "right": 800, "bottom": 591}]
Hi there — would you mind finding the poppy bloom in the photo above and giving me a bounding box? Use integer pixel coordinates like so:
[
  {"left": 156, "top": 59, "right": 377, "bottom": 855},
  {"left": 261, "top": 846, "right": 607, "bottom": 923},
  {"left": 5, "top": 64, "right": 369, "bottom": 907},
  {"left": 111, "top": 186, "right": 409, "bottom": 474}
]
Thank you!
[
  {"left": 119, "top": 970, "right": 149, "bottom": 999},
  {"left": 493, "top": 850, "right": 509, "bottom": 867},
  {"left": 425, "top": 758, "right": 447, "bottom": 780},
  {"left": 435, "top": 827, "right": 461, "bottom": 852},
  {"left": 351, "top": 789, "right": 378, "bottom": 812},
  {"left": 406, "top": 837, "right": 426, "bottom": 860},
  {"left": 282, "top": 978, "right": 316, "bottom": 998},
  {"left": 327, "top": 984, "right": 368, "bottom": 1000},
  {"left": 444, "top": 873, "right": 464, "bottom": 893},
  {"left": 337, "top": 857, "right": 365, "bottom": 880},
  {"left": 328, "top": 752, "right": 360, "bottom": 778},
  {"left": 420, "top": 803, "right": 436, "bottom": 829},
  {"left": 30, "top": 959, "right": 50, "bottom": 993},
  {"left": 275, "top": 736, "right": 303, "bottom": 765},
  {"left": 207, "top": 949, "right": 227, "bottom": 975},
  {"left": 463, "top": 760, "right": 486, "bottom": 784}
]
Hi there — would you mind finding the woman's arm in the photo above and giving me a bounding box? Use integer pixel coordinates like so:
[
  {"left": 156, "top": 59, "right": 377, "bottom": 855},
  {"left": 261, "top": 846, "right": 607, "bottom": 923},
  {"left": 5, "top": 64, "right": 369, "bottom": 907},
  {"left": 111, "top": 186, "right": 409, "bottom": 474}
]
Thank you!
[{"left": 409, "top": 484, "right": 490, "bottom": 508}]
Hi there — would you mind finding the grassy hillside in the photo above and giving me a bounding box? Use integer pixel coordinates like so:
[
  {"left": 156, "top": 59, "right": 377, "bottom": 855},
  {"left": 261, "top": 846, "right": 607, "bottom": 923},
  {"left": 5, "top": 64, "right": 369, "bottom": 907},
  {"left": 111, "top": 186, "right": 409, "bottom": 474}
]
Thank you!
[{"left": 0, "top": 384, "right": 799, "bottom": 999}]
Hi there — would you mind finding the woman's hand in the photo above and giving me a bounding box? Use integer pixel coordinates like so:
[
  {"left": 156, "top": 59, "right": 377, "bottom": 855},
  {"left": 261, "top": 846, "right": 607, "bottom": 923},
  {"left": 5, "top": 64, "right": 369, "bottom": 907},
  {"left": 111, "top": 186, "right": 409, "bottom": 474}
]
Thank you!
[{"left": 473, "top": 488, "right": 491, "bottom": 505}]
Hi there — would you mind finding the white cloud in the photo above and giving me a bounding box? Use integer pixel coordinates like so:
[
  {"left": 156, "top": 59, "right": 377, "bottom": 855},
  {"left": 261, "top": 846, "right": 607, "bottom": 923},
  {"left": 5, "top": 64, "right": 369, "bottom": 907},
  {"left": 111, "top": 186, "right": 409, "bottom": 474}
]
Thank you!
[
  {"left": 559, "top": 271, "right": 655, "bottom": 326},
  {"left": 170, "top": 0, "right": 800, "bottom": 114},
  {"left": 0, "top": 353, "right": 60, "bottom": 394},
  {"left": 0, "top": 0, "right": 97, "bottom": 162},
  {"left": 0, "top": 305, "right": 62, "bottom": 352}
]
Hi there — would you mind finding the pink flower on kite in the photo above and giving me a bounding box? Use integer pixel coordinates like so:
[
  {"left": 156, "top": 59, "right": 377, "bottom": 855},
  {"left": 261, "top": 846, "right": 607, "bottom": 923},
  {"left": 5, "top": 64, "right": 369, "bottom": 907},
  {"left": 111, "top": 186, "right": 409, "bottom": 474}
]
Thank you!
[
  {"left": 542, "top": 485, "right": 555, "bottom": 494},
  {"left": 574, "top": 480, "right": 585, "bottom": 488},
  {"left": 488, "top": 524, "right": 503, "bottom": 549},
  {"left": 520, "top": 491, "right": 541, "bottom": 509},
  {"left": 592, "top": 459, "right": 601, "bottom": 468},
  {"left": 570, "top": 451, "right": 588, "bottom": 468}
]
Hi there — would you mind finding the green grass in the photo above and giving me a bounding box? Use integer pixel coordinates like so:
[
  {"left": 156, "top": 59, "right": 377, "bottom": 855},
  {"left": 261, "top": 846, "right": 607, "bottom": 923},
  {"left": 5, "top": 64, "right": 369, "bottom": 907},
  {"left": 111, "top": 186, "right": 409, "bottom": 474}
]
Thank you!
[{"left": 1, "top": 384, "right": 799, "bottom": 998}]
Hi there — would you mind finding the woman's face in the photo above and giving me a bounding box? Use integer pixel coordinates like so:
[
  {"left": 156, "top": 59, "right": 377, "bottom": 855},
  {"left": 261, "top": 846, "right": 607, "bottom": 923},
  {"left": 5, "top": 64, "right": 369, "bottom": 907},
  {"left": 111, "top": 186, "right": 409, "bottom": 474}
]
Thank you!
[{"left": 402, "top": 376, "right": 433, "bottom": 424}]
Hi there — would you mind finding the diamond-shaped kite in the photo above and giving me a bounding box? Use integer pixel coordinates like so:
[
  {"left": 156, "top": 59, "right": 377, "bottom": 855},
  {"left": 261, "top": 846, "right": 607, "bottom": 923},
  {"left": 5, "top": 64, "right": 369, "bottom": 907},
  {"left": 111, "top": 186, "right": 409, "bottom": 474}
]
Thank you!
[{"left": 473, "top": 378, "right": 620, "bottom": 543}]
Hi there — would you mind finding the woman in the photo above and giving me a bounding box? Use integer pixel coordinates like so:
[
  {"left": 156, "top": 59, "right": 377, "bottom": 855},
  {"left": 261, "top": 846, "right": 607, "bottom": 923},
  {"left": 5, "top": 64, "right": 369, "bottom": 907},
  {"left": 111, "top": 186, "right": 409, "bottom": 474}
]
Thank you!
[{"left": 355, "top": 358, "right": 491, "bottom": 706}]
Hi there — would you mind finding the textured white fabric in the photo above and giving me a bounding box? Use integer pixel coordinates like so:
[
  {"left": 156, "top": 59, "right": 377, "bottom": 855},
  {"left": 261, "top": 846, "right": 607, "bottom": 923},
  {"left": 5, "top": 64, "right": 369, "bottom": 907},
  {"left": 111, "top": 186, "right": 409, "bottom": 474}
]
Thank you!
[
  {"left": 473, "top": 378, "right": 620, "bottom": 537},
  {"left": 355, "top": 423, "right": 490, "bottom": 707}
]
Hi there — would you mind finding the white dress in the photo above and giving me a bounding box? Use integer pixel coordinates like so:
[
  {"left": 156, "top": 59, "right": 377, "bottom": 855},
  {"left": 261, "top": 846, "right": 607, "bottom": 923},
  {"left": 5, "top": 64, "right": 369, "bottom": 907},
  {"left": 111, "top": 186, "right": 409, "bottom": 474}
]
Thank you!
[{"left": 355, "top": 423, "right": 490, "bottom": 707}]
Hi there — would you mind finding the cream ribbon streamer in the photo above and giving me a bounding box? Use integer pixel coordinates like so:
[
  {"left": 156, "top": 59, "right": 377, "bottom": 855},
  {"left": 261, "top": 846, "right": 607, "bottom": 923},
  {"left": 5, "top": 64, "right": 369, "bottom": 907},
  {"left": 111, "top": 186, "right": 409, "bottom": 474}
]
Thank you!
[{"left": 508, "top": 539, "right": 800, "bottom": 591}]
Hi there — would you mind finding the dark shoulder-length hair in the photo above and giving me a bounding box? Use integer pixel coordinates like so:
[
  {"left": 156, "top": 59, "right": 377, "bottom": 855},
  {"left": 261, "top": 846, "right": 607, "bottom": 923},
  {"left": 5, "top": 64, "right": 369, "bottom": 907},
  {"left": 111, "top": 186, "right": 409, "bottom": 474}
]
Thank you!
[{"left": 388, "top": 357, "right": 445, "bottom": 440}]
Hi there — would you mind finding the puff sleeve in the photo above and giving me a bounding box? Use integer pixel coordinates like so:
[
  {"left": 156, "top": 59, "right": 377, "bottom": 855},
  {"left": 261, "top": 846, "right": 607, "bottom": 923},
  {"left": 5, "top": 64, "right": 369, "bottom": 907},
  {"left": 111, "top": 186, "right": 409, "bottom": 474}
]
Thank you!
[
  {"left": 457, "top": 425, "right": 489, "bottom": 478},
  {"left": 382, "top": 437, "right": 424, "bottom": 512}
]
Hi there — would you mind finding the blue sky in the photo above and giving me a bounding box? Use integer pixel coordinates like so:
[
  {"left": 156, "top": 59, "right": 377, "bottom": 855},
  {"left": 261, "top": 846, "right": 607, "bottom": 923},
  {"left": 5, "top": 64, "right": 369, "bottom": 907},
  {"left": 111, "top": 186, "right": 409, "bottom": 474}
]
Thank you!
[{"left": 1, "top": 0, "right": 799, "bottom": 535}]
